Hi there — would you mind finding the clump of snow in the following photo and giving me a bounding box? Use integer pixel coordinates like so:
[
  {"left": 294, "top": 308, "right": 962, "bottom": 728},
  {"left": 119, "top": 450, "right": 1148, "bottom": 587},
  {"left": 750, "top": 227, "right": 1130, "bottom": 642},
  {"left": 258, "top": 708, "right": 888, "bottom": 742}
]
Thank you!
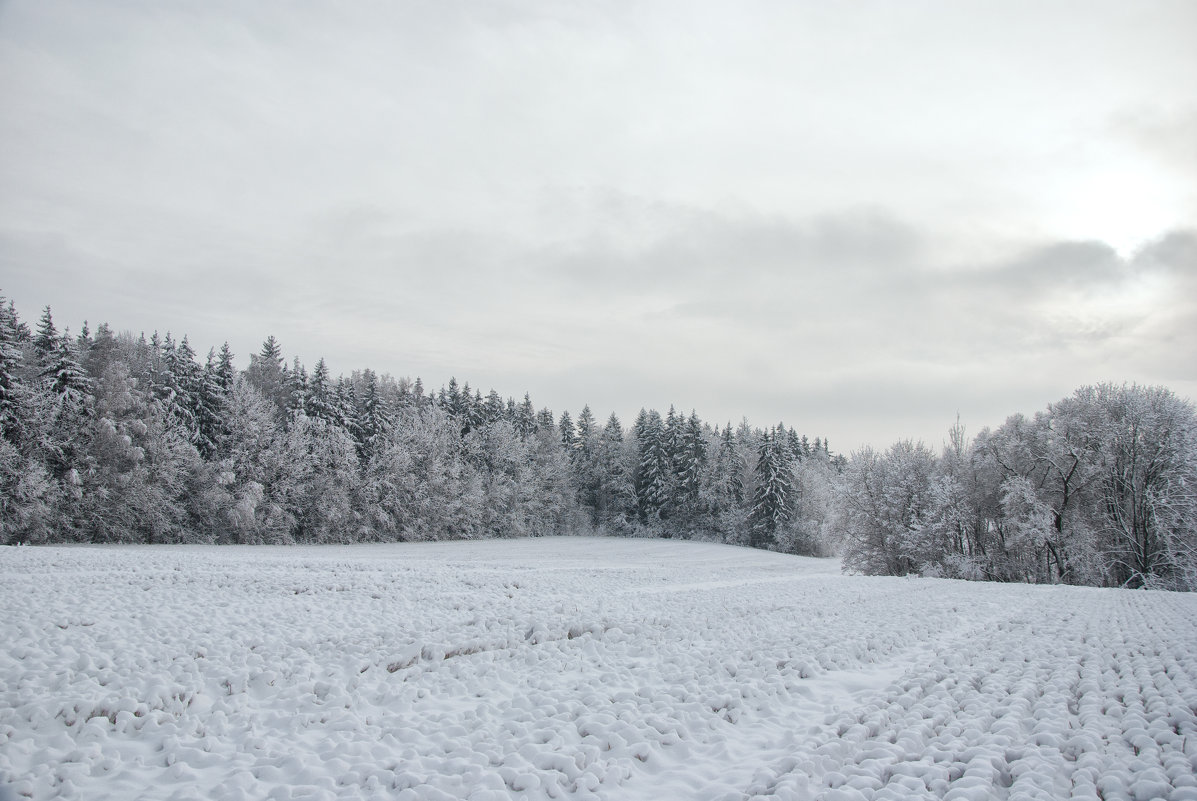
[{"left": 1, "top": 538, "right": 1195, "bottom": 800}]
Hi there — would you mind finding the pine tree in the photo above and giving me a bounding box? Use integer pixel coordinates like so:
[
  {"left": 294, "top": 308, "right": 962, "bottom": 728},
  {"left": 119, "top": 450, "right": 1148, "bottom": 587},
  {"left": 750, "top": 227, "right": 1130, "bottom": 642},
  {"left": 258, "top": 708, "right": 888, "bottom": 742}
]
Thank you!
[
  {"left": 0, "top": 293, "right": 26, "bottom": 441},
  {"left": 174, "top": 335, "right": 205, "bottom": 431},
  {"left": 786, "top": 428, "right": 803, "bottom": 462},
  {"left": 150, "top": 333, "right": 200, "bottom": 442},
  {"left": 83, "top": 323, "right": 120, "bottom": 379},
  {"left": 484, "top": 390, "right": 504, "bottom": 425},
  {"left": 246, "top": 335, "right": 287, "bottom": 416},
  {"left": 749, "top": 431, "right": 794, "bottom": 549},
  {"left": 34, "top": 306, "right": 58, "bottom": 361},
  {"left": 215, "top": 343, "right": 236, "bottom": 394},
  {"left": 194, "top": 349, "right": 226, "bottom": 458},
  {"left": 286, "top": 356, "right": 308, "bottom": 420},
  {"left": 568, "top": 404, "right": 600, "bottom": 519},
  {"left": 463, "top": 388, "right": 485, "bottom": 435},
  {"left": 719, "top": 423, "right": 745, "bottom": 504},
  {"left": 515, "top": 393, "right": 537, "bottom": 438},
  {"left": 633, "top": 409, "right": 670, "bottom": 523},
  {"left": 559, "top": 410, "right": 576, "bottom": 451},
  {"left": 596, "top": 412, "right": 632, "bottom": 523},
  {"left": 575, "top": 405, "right": 595, "bottom": 454},
  {"left": 305, "top": 358, "right": 337, "bottom": 425},
  {"left": 677, "top": 410, "right": 707, "bottom": 508},
  {"left": 42, "top": 330, "right": 93, "bottom": 410},
  {"left": 358, "top": 369, "right": 393, "bottom": 462},
  {"left": 446, "top": 377, "right": 462, "bottom": 418},
  {"left": 337, "top": 377, "right": 361, "bottom": 438},
  {"left": 663, "top": 405, "right": 683, "bottom": 477}
]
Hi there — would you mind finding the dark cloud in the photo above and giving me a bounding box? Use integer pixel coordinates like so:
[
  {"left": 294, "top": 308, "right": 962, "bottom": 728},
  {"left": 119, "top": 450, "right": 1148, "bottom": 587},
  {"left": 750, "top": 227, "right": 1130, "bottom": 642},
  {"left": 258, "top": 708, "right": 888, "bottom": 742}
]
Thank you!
[
  {"left": 534, "top": 202, "right": 923, "bottom": 296},
  {"left": 1132, "top": 229, "right": 1197, "bottom": 277},
  {"left": 980, "top": 240, "right": 1125, "bottom": 296}
]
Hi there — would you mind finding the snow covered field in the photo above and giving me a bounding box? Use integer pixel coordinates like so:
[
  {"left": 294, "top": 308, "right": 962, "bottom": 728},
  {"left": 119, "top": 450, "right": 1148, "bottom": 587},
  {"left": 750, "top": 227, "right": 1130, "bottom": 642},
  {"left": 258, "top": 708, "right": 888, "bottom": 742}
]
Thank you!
[{"left": 2, "top": 538, "right": 1196, "bottom": 801}]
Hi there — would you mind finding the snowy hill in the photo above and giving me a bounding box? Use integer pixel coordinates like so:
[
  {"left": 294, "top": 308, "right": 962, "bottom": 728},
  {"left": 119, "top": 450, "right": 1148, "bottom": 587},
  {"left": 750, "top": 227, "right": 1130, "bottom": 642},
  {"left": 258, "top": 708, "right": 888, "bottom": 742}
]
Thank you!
[{"left": 2, "top": 538, "right": 1195, "bottom": 800}]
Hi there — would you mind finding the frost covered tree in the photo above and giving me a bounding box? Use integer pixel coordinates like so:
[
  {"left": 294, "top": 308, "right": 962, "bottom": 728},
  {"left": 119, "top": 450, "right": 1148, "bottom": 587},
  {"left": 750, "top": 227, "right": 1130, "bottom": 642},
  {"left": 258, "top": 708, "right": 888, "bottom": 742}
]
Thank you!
[
  {"left": 0, "top": 294, "right": 27, "bottom": 441},
  {"left": 676, "top": 411, "right": 707, "bottom": 509},
  {"left": 192, "top": 349, "right": 226, "bottom": 459},
  {"left": 835, "top": 440, "right": 936, "bottom": 574},
  {"left": 593, "top": 412, "right": 634, "bottom": 527},
  {"left": 706, "top": 424, "right": 748, "bottom": 544},
  {"left": 291, "top": 414, "right": 362, "bottom": 542},
  {"left": 633, "top": 409, "right": 671, "bottom": 525},
  {"left": 246, "top": 335, "right": 288, "bottom": 417},
  {"left": 33, "top": 306, "right": 58, "bottom": 361},
  {"left": 569, "top": 405, "right": 603, "bottom": 522},
  {"left": 356, "top": 369, "right": 393, "bottom": 463},
  {"left": 749, "top": 431, "right": 794, "bottom": 549},
  {"left": 983, "top": 401, "right": 1105, "bottom": 584},
  {"left": 41, "top": 330, "right": 92, "bottom": 411},
  {"left": 217, "top": 377, "right": 305, "bottom": 542},
  {"left": 558, "top": 410, "right": 576, "bottom": 452},
  {"left": 305, "top": 358, "right": 338, "bottom": 425},
  {"left": 0, "top": 295, "right": 53, "bottom": 543},
  {"left": 514, "top": 393, "right": 537, "bottom": 439},
  {"left": 1088, "top": 384, "right": 1197, "bottom": 589}
]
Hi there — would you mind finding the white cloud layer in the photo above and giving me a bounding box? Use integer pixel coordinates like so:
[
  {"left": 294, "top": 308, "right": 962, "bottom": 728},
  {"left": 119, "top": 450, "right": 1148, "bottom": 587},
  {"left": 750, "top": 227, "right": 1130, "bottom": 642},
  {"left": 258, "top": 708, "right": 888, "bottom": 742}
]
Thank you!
[{"left": 2, "top": 0, "right": 1195, "bottom": 450}]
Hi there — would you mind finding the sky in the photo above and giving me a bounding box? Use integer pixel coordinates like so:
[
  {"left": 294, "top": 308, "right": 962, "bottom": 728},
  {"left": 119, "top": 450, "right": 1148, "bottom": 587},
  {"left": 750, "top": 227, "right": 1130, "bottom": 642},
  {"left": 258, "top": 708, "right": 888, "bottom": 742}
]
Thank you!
[{"left": 2, "top": 0, "right": 1195, "bottom": 452}]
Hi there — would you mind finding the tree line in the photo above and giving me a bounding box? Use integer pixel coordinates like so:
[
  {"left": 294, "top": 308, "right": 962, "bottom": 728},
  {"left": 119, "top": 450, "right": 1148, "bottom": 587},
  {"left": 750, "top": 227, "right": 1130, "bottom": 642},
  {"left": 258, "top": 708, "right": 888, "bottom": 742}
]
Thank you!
[
  {"left": 0, "top": 294, "right": 837, "bottom": 552},
  {"left": 2, "top": 292, "right": 1194, "bottom": 590},
  {"left": 839, "top": 385, "right": 1197, "bottom": 591}
]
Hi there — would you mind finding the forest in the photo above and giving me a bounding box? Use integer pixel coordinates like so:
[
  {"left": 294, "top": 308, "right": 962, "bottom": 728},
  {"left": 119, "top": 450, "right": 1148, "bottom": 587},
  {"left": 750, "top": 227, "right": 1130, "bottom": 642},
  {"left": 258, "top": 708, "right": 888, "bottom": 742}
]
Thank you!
[{"left": 2, "top": 291, "right": 1195, "bottom": 591}]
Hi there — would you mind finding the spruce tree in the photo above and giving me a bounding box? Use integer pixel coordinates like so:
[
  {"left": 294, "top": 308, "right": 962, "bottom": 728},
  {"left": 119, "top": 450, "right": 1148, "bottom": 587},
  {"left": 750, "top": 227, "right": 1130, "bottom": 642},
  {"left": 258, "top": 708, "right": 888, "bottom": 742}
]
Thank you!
[
  {"left": 286, "top": 356, "right": 308, "bottom": 420},
  {"left": 484, "top": 390, "right": 504, "bottom": 425},
  {"left": 596, "top": 412, "right": 631, "bottom": 523},
  {"left": 358, "top": 369, "right": 393, "bottom": 462},
  {"left": 677, "top": 410, "right": 707, "bottom": 508},
  {"left": 0, "top": 293, "right": 26, "bottom": 441},
  {"left": 515, "top": 393, "right": 536, "bottom": 438},
  {"left": 305, "top": 358, "right": 337, "bottom": 425},
  {"left": 749, "top": 431, "right": 794, "bottom": 549},
  {"left": 34, "top": 306, "right": 58, "bottom": 361},
  {"left": 446, "top": 377, "right": 462, "bottom": 418},
  {"left": 215, "top": 343, "right": 236, "bottom": 394},
  {"left": 575, "top": 405, "right": 595, "bottom": 454},
  {"left": 558, "top": 410, "right": 575, "bottom": 451},
  {"left": 42, "top": 331, "right": 93, "bottom": 408},
  {"left": 464, "top": 388, "right": 485, "bottom": 435},
  {"left": 633, "top": 409, "right": 670, "bottom": 523},
  {"left": 194, "top": 349, "right": 226, "bottom": 459},
  {"left": 247, "top": 335, "right": 287, "bottom": 415},
  {"left": 337, "top": 376, "right": 361, "bottom": 437}
]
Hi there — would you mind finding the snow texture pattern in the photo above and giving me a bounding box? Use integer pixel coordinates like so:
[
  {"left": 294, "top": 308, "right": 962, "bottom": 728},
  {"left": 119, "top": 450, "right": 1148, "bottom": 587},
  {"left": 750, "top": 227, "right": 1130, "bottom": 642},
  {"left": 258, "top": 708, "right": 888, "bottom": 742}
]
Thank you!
[{"left": 1, "top": 538, "right": 1195, "bottom": 800}]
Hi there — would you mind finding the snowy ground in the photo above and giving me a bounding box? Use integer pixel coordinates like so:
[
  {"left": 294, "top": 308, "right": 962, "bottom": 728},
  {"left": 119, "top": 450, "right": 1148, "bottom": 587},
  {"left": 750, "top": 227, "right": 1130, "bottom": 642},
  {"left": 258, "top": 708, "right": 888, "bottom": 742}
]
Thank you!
[{"left": 2, "top": 538, "right": 1196, "bottom": 801}]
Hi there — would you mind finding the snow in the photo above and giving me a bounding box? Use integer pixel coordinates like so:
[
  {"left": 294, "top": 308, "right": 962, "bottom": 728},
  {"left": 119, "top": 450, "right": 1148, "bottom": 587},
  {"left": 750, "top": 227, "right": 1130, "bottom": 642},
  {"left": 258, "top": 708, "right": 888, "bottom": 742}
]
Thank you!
[{"left": 2, "top": 537, "right": 1196, "bottom": 800}]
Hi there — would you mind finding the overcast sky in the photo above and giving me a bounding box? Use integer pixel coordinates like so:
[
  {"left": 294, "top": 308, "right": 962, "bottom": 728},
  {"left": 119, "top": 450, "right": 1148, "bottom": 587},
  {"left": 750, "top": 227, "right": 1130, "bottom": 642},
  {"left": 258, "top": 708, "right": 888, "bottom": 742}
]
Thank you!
[{"left": 2, "top": 0, "right": 1195, "bottom": 452}]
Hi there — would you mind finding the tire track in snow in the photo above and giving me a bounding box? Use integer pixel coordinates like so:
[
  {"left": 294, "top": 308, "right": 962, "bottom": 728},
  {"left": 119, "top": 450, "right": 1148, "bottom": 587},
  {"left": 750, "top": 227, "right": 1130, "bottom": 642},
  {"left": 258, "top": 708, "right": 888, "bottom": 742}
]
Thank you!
[{"left": 618, "top": 580, "right": 1040, "bottom": 801}]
